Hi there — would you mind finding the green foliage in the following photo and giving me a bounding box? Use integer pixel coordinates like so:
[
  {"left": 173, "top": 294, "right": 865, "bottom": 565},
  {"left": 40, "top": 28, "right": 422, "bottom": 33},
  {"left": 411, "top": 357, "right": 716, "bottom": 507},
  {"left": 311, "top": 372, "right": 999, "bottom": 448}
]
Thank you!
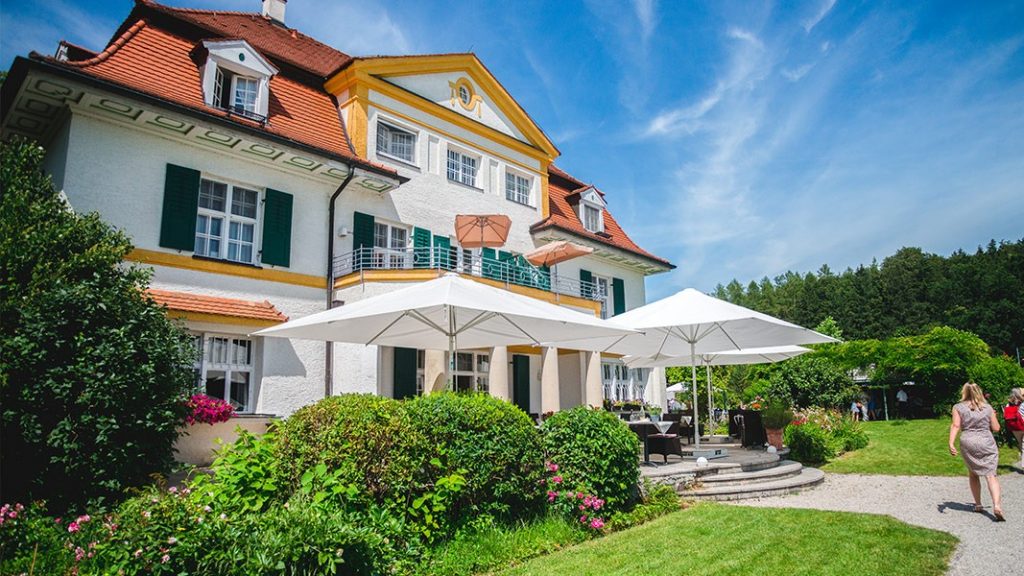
[
  {"left": 274, "top": 394, "right": 423, "bottom": 502},
  {"left": 767, "top": 355, "right": 859, "bottom": 409},
  {"left": 968, "top": 355, "right": 1024, "bottom": 406},
  {"left": 831, "top": 416, "right": 870, "bottom": 452},
  {"left": 714, "top": 240, "right": 1024, "bottom": 355},
  {"left": 408, "top": 470, "right": 467, "bottom": 543},
  {"left": 405, "top": 393, "right": 545, "bottom": 519},
  {"left": 784, "top": 422, "right": 836, "bottom": 464},
  {"left": 761, "top": 401, "right": 794, "bottom": 429},
  {"left": 605, "top": 482, "right": 680, "bottom": 532},
  {"left": 0, "top": 502, "right": 76, "bottom": 575},
  {"left": 815, "top": 315, "right": 844, "bottom": 339},
  {"left": 784, "top": 408, "right": 869, "bottom": 464},
  {"left": 190, "top": 429, "right": 283, "bottom": 514},
  {"left": 0, "top": 137, "right": 196, "bottom": 510},
  {"left": 540, "top": 407, "right": 640, "bottom": 513}
]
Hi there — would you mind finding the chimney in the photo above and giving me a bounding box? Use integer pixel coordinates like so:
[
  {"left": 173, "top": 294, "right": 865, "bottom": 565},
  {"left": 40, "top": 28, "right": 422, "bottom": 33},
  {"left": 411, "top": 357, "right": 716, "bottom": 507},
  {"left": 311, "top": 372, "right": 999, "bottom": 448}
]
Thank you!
[{"left": 262, "top": 0, "right": 286, "bottom": 24}]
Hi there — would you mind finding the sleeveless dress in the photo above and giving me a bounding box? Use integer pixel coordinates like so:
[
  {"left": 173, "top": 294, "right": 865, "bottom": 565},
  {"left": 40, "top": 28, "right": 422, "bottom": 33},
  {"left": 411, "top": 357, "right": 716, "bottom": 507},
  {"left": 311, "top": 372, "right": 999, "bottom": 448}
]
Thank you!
[{"left": 955, "top": 402, "right": 999, "bottom": 476}]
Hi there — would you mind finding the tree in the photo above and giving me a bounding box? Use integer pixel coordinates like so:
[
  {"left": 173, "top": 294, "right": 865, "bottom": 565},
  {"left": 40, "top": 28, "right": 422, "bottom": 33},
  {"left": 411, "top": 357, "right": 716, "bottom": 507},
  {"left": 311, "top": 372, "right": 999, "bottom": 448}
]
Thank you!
[
  {"left": 765, "top": 356, "right": 858, "bottom": 409},
  {"left": 0, "top": 138, "right": 196, "bottom": 510},
  {"left": 968, "top": 356, "right": 1024, "bottom": 408}
]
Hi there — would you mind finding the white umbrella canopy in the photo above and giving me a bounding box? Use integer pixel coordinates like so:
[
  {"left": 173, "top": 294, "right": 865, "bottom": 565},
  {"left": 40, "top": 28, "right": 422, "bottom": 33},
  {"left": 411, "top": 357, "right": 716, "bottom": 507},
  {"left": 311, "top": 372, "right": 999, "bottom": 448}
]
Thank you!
[
  {"left": 623, "top": 345, "right": 812, "bottom": 368},
  {"left": 255, "top": 273, "right": 635, "bottom": 384},
  {"left": 547, "top": 288, "right": 837, "bottom": 448}
]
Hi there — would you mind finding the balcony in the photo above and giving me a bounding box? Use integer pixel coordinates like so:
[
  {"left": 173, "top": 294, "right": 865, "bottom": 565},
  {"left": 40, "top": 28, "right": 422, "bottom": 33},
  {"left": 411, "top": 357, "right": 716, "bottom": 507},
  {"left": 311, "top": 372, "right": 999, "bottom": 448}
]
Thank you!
[{"left": 332, "top": 246, "right": 602, "bottom": 303}]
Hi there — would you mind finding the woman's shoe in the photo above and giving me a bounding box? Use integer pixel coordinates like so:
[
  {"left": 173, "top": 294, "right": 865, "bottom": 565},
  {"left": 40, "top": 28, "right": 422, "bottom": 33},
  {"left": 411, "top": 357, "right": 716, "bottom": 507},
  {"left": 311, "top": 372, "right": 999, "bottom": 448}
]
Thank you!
[
  {"left": 972, "top": 504, "right": 984, "bottom": 513},
  {"left": 993, "top": 508, "right": 1005, "bottom": 522}
]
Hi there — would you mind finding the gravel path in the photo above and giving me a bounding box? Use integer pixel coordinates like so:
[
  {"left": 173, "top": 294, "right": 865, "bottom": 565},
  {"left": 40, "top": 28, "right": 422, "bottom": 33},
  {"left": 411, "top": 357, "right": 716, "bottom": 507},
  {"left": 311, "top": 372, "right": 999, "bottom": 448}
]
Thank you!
[{"left": 735, "top": 469, "right": 1024, "bottom": 576}]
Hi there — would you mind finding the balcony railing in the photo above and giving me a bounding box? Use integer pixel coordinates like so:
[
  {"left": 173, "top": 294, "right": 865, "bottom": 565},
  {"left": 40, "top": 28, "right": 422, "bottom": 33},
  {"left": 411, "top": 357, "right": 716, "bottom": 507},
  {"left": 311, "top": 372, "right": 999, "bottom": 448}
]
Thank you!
[{"left": 332, "top": 246, "right": 603, "bottom": 302}]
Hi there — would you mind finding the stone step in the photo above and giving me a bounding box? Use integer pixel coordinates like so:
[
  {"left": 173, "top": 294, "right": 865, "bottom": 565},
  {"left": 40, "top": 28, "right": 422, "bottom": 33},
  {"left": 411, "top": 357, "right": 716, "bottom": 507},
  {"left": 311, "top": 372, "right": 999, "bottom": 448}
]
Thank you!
[
  {"left": 682, "top": 467, "right": 825, "bottom": 501},
  {"left": 698, "top": 460, "right": 804, "bottom": 486}
]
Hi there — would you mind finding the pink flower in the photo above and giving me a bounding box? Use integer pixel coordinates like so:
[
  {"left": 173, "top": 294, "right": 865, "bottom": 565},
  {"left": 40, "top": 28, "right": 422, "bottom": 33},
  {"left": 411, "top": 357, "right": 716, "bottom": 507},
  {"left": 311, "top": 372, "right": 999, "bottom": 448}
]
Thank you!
[
  {"left": 168, "top": 487, "right": 178, "bottom": 494},
  {"left": 590, "top": 518, "right": 605, "bottom": 530},
  {"left": 579, "top": 515, "right": 588, "bottom": 523},
  {"left": 593, "top": 499, "right": 604, "bottom": 510},
  {"left": 142, "top": 510, "right": 151, "bottom": 519},
  {"left": 76, "top": 514, "right": 90, "bottom": 524},
  {"left": 161, "top": 554, "right": 170, "bottom": 564},
  {"left": 68, "top": 522, "right": 80, "bottom": 533},
  {"left": 75, "top": 547, "right": 86, "bottom": 562},
  {"left": 547, "top": 490, "right": 558, "bottom": 503},
  {"left": 134, "top": 549, "right": 143, "bottom": 559},
  {"left": 576, "top": 492, "right": 584, "bottom": 499},
  {"left": 552, "top": 476, "right": 562, "bottom": 484},
  {"left": 546, "top": 462, "right": 559, "bottom": 472},
  {"left": 168, "top": 537, "right": 178, "bottom": 545}
]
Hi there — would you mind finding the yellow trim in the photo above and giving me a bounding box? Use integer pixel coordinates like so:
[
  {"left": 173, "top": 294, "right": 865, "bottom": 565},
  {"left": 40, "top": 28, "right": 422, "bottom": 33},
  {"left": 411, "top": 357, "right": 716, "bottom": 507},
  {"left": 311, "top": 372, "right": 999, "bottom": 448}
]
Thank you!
[
  {"left": 168, "top": 310, "right": 283, "bottom": 328},
  {"left": 506, "top": 345, "right": 620, "bottom": 357},
  {"left": 333, "top": 269, "right": 601, "bottom": 315},
  {"left": 127, "top": 248, "right": 326, "bottom": 289},
  {"left": 370, "top": 100, "right": 542, "bottom": 175},
  {"left": 540, "top": 171, "right": 550, "bottom": 219},
  {"left": 328, "top": 63, "right": 557, "bottom": 165},
  {"left": 449, "top": 77, "right": 482, "bottom": 115}
]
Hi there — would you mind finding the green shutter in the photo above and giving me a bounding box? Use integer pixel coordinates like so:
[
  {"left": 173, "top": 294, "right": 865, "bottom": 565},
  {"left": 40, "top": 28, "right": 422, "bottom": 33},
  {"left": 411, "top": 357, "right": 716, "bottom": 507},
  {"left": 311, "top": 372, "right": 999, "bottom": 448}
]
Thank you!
[
  {"left": 579, "top": 269, "right": 593, "bottom": 299},
  {"left": 413, "top": 227, "right": 432, "bottom": 268},
  {"left": 432, "top": 235, "right": 451, "bottom": 270},
  {"left": 261, "top": 189, "right": 293, "bottom": 267},
  {"left": 393, "top": 347, "right": 418, "bottom": 400},
  {"left": 612, "top": 277, "right": 626, "bottom": 315},
  {"left": 158, "top": 163, "right": 201, "bottom": 251},
  {"left": 512, "top": 354, "right": 531, "bottom": 414},
  {"left": 352, "top": 212, "right": 374, "bottom": 270}
]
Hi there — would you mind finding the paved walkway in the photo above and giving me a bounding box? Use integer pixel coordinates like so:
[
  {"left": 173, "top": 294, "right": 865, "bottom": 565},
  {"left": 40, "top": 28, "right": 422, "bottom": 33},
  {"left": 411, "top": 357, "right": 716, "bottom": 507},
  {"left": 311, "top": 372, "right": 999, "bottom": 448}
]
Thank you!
[{"left": 735, "top": 469, "right": 1024, "bottom": 576}]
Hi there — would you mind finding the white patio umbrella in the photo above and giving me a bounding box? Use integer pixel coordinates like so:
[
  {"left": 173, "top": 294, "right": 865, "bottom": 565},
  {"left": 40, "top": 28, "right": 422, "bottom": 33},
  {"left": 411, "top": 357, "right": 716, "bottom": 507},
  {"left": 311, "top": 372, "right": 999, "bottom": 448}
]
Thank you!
[
  {"left": 545, "top": 289, "right": 837, "bottom": 448},
  {"left": 254, "top": 272, "right": 636, "bottom": 386},
  {"left": 625, "top": 345, "right": 812, "bottom": 433}
]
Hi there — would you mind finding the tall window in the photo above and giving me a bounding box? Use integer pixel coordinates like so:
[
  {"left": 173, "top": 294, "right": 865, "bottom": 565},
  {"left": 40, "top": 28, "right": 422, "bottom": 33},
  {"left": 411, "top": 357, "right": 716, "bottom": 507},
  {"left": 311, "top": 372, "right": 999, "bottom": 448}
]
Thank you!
[
  {"left": 195, "top": 334, "right": 255, "bottom": 412},
  {"left": 372, "top": 221, "right": 408, "bottom": 268},
  {"left": 376, "top": 121, "right": 416, "bottom": 163},
  {"left": 232, "top": 76, "right": 258, "bottom": 115},
  {"left": 195, "top": 178, "right": 259, "bottom": 264},
  {"left": 595, "top": 276, "right": 610, "bottom": 319},
  {"left": 213, "top": 68, "right": 260, "bottom": 118},
  {"left": 583, "top": 204, "right": 602, "bottom": 233},
  {"left": 505, "top": 171, "right": 531, "bottom": 205},
  {"left": 453, "top": 351, "right": 489, "bottom": 393},
  {"left": 447, "top": 149, "right": 479, "bottom": 187}
]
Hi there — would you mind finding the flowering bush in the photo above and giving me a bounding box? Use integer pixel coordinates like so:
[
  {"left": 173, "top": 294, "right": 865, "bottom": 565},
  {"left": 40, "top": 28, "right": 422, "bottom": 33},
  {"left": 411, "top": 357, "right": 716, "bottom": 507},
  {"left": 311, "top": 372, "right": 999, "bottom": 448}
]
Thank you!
[
  {"left": 784, "top": 407, "right": 868, "bottom": 463},
  {"left": 185, "top": 393, "right": 235, "bottom": 425},
  {"left": 543, "top": 462, "right": 606, "bottom": 531}
]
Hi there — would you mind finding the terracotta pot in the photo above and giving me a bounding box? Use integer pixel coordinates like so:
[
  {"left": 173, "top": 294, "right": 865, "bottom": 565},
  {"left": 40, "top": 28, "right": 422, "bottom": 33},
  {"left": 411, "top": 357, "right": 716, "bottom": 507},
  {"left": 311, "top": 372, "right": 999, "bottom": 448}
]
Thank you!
[{"left": 765, "top": 427, "right": 784, "bottom": 450}]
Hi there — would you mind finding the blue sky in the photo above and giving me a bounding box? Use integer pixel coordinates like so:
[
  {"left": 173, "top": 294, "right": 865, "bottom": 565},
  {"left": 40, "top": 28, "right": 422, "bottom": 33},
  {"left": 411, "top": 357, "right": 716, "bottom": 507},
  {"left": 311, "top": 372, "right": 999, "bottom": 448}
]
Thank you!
[{"left": 3, "top": 0, "right": 1022, "bottom": 300}]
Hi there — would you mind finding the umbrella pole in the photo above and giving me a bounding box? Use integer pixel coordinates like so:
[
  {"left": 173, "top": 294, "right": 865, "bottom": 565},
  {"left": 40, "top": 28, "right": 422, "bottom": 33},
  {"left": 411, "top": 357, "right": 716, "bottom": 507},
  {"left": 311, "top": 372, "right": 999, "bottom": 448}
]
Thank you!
[
  {"left": 445, "top": 305, "right": 454, "bottom": 391},
  {"left": 706, "top": 363, "right": 714, "bottom": 435},
  {"left": 691, "top": 341, "right": 700, "bottom": 450}
]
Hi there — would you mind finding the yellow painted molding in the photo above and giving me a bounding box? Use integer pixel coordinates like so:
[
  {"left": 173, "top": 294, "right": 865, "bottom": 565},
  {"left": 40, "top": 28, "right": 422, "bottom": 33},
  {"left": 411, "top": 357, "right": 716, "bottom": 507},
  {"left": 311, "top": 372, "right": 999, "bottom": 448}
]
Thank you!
[
  {"left": 167, "top": 311, "right": 283, "bottom": 328},
  {"left": 127, "top": 248, "right": 326, "bottom": 289},
  {"left": 540, "top": 171, "right": 550, "bottom": 219},
  {"left": 334, "top": 269, "right": 600, "bottom": 315},
  {"left": 326, "top": 57, "right": 559, "bottom": 163}
]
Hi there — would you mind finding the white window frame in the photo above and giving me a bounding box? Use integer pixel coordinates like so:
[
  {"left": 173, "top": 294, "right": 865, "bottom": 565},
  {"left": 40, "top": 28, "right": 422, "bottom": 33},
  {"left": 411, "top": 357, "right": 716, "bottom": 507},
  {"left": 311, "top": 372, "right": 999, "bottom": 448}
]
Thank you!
[
  {"left": 504, "top": 167, "right": 533, "bottom": 206},
  {"left": 582, "top": 203, "right": 603, "bottom": 233},
  {"left": 231, "top": 74, "right": 259, "bottom": 115},
  {"left": 194, "top": 333, "right": 256, "bottom": 413},
  {"left": 194, "top": 175, "right": 262, "bottom": 265},
  {"left": 594, "top": 275, "right": 612, "bottom": 319},
  {"left": 452, "top": 350, "right": 490, "bottom": 393},
  {"left": 446, "top": 146, "right": 480, "bottom": 188},
  {"left": 375, "top": 119, "right": 418, "bottom": 166},
  {"left": 372, "top": 219, "right": 410, "bottom": 269}
]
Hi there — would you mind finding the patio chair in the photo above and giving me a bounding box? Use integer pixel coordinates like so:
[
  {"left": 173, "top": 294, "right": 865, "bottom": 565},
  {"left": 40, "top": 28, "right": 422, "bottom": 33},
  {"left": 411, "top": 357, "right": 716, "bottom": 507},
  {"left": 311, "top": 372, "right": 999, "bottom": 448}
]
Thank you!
[{"left": 647, "top": 422, "right": 684, "bottom": 463}]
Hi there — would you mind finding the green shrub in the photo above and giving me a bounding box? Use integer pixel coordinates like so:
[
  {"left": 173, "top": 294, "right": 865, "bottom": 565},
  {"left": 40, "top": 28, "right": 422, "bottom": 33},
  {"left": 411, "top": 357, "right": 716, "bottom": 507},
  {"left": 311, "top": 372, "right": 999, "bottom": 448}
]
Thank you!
[
  {"left": 831, "top": 416, "right": 869, "bottom": 452},
  {"left": 784, "top": 422, "right": 836, "bottom": 464},
  {"left": 606, "top": 482, "right": 680, "bottom": 532},
  {"left": 190, "top": 429, "right": 284, "bottom": 514},
  {"left": 761, "top": 401, "right": 794, "bottom": 429},
  {"left": 0, "top": 501, "right": 75, "bottom": 575},
  {"left": 405, "top": 393, "right": 545, "bottom": 520},
  {"left": 274, "top": 394, "right": 425, "bottom": 502},
  {"left": 968, "top": 355, "right": 1024, "bottom": 408},
  {"left": 0, "top": 138, "right": 196, "bottom": 510},
  {"left": 540, "top": 407, "right": 640, "bottom": 512}
]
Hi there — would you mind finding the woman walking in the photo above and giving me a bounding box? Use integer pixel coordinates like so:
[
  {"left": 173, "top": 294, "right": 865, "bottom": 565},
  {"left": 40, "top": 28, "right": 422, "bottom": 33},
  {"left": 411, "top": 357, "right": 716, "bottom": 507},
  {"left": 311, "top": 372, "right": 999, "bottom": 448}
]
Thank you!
[
  {"left": 1005, "top": 387, "right": 1024, "bottom": 467},
  {"left": 949, "top": 382, "right": 1004, "bottom": 521}
]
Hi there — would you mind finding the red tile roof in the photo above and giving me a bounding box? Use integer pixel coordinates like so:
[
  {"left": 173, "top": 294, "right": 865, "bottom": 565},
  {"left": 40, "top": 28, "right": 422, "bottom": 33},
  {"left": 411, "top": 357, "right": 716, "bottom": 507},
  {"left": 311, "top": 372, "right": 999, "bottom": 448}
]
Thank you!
[
  {"left": 136, "top": 0, "right": 352, "bottom": 78},
  {"left": 533, "top": 167, "right": 673, "bottom": 268},
  {"left": 148, "top": 289, "right": 288, "bottom": 323}
]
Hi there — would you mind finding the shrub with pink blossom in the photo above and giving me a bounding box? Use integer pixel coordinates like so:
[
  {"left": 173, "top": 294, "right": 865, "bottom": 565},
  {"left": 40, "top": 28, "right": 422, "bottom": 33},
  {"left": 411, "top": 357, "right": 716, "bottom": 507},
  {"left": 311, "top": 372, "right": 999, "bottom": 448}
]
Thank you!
[
  {"left": 184, "top": 393, "right": 235, "bottom": 425},
  {"left": 542, "top": 462, "right": 606, "bottom": 532}
]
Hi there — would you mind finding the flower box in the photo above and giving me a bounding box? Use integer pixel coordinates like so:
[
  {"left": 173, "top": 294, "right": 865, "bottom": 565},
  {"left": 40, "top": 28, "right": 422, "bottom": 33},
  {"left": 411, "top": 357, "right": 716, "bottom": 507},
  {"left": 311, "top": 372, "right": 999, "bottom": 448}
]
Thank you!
[{"left": 173, "top": 415, "right": 274, "bottom": 466}]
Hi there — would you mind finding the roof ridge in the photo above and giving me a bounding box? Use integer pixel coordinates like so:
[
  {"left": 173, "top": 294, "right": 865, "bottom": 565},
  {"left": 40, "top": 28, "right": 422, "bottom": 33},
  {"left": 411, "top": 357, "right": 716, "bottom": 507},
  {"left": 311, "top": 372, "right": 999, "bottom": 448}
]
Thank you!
[
  {"left": 60, "top": 19, "right": 147, "bottom": 68},
  {"left": 138, "top": 0, "right": 254, "bottom": 17}
]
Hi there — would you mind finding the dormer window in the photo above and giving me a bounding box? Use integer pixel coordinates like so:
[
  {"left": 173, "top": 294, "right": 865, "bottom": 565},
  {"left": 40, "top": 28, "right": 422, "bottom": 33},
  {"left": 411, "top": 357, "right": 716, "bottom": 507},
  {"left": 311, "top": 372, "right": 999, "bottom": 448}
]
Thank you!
[
  {"left": 201, "top": 40, "right": 278, "bottom": 122},
  {"left": 576, "top": 186, "right": 606, "bottom": 233}
]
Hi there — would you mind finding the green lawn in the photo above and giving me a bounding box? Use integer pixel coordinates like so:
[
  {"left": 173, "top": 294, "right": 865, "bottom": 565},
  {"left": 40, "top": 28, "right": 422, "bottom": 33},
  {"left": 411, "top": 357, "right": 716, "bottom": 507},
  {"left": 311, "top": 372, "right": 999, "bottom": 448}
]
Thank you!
[
  {"left": 822, "top": 418, "right": 1020, "bottom": 476},
  {"left": 497, "top": 503, "right": 956, "bottom": 576}
]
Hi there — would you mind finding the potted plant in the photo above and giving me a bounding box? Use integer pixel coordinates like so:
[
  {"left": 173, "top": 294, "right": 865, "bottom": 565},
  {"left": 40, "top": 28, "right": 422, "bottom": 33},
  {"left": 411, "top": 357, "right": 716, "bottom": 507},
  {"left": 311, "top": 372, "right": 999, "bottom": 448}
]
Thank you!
[
  {"left": 761, "top": 401, "right": 794, "bottom": 450},
  {"left": 647, "top": 405, "right": 663, "bottom": 421}
]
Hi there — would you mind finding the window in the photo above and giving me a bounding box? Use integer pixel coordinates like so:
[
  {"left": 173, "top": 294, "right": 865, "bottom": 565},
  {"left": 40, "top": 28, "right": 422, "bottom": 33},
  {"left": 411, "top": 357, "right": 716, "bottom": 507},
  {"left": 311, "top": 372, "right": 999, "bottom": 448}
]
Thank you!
[
  {"left": 595, "top": 276, "right": 610, "bottom": 319},
  {"left": 458, "top": 85, "right": 471, "bottom": 106},
  {"left": 452, "top": 351, "right": 489, "bottom": 393},
  {"left": 583, "top": 204, "right": 602, "bottom": 233},
  {"left": 194, "top": 334, "right": 255, "bottom": 412},
  {"left": 194, "top": 178, "right": 260, "bottom": 265},
  {"left": 505, "top": 171, "right": 531, "bottom": 206},
  {"left": 202, "top": 40, "right": 276, "bottom": 121},
  {"left": 372, "top": 221, "right": 409, "bottom": 268},
  {"left": 212, "top": 68, "right": 261, "bottom": 119},
  {"left": 376, "top": 121, "right": 416, "bottom": 164},
  {"left": 447, "top": 149, "right": 479, "bottom": 187},
  {"left": 232, "top": 76, "right": 259, "bottom": 115}
]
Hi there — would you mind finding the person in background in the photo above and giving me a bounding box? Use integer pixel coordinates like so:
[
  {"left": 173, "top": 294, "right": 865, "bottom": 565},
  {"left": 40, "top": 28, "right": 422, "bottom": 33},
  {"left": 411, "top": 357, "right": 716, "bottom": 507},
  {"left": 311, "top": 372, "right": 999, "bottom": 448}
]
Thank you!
[
  {"left": 897, "top": 388, "right": 909, "bottom": 419},
  {"left": 860, "top": 398, "right": 869, "bottom": 422},
  {"left": 851, "top": 400, "right": 861, "bottom": 421},
  {"left": 1004, "top": 387, "right": 1024, "bottom": 467},
  {"left": 868, "top": 397, "right": 879, "bottom": 420},
  {"left": 668, "top": 396, "right": 682, "bottom": 413},
  {"left": 949, "top": 382, "right": 1004, "bottom": 521}
]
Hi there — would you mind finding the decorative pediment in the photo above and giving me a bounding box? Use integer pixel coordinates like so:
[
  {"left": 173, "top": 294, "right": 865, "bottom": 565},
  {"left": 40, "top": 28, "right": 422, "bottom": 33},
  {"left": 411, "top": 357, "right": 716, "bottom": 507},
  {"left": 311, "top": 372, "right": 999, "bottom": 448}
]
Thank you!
[
  {"left": 577, "top": 186, "right": 606, "bottom": 208},
  {"left": 201, "top": 39, "right": 278, "bottom": 78}
]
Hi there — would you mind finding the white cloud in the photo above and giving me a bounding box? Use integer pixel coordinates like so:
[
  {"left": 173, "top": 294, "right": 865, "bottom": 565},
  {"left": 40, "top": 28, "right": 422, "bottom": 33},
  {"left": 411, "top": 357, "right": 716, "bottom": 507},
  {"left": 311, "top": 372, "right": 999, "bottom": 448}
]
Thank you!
[
  {"left": 633, "top": 0, "right": 657, "bottom": 44},
  {"left": 288, "top": 1, "right": 413, "bottom": 56},
  {"left": 781, "top": 63, "right": 814, "bottom": 81},
  {"left": 802, "top": 0, "right": 837, "bottom": 33}
]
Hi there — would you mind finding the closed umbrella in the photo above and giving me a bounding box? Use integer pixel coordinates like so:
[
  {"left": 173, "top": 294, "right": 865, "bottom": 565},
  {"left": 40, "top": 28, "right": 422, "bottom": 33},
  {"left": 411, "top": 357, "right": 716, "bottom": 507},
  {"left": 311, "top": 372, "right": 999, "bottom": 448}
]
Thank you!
[
  {"left": 544, "top": 289, "right": 837, "bottom": 448},
  {"left": 524, "top": 241, "right": 593, "bottom": 296},
  {"left": 255, "top": 273, "right": 635, "bottom": 386},
  {"left": 454, "top": 214, "right": 512, "bottom": 249}
]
